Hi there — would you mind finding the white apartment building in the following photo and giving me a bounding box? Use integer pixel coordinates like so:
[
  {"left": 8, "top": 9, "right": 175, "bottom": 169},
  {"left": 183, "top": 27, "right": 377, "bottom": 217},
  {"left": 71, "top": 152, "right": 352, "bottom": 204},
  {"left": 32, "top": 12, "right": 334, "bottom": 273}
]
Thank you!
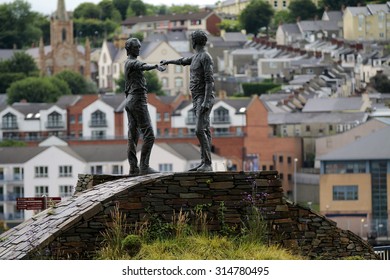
[{"left": 0, "top": 139, "right": 226, "bottom": 228}]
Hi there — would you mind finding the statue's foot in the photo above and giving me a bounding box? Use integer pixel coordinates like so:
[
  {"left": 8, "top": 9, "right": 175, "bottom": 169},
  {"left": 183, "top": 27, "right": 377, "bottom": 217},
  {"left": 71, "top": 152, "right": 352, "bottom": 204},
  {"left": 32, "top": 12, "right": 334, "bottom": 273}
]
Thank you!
[
  {"left": 129, "top": 167, "right": 140, "bottom": 176},
  {"left": 188, "top": 162, "right": 203, "bottom": 171},
  {"left": 196, "top": 163, "right": 212, "bottom": 172},
  {"left": 140, "top": 167, "right": 159, "bottom": 175}
]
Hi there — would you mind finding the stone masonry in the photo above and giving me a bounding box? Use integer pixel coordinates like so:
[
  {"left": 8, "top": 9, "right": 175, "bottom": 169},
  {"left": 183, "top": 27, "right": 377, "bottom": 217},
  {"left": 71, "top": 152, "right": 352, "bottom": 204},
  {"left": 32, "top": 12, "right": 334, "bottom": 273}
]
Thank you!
[{"left": 0, "top": 171, "right": 380, "bottom": 260}]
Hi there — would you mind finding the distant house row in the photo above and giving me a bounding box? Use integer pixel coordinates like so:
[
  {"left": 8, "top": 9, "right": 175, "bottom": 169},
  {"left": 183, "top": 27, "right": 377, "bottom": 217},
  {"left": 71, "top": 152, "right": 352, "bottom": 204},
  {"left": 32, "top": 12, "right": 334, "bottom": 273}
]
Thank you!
[{"left": 277, "top": 2, "right": 390, "bottom": 43}]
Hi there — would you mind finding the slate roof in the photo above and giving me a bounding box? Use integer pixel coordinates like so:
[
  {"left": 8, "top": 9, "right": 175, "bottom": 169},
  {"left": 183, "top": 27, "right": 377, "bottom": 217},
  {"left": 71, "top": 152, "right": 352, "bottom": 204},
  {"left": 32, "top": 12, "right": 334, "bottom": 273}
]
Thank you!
[
  {"left": 317, "top": 126, "right": 390, "bottom": 161},
  {"left": 55, "top": 95, "right": 81, "bottom": 109},
  {"left": 280, "top": 23, "right": 301, "bottom": 35},
  {"left": 302, "top": 97, "right": 364, "bottom": 113},
  {"left": 71, "top": 144, "right": 128, "bottom": 162},
  {"left": 0, "top": 146, "right": 47, "bottom": 164},
  {"left": 346, "top": 7, "right": 371, "bottom": 16},
  {"left": 99, "top": 94, "right": 126, "bottom": 111},
  {"left": 268, "top": 112, "right": 367, "bottom": 125},
  {"left": 11, "top": 103, "right": 54, "bottom": 119}
]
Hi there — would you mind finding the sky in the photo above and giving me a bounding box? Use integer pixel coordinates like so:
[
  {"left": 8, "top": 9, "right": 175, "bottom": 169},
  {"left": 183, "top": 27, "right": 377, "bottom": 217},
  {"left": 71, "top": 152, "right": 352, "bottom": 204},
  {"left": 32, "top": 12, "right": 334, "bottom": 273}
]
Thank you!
[{"left": 0, "top": 0, "right": 217, "bottom": 15}]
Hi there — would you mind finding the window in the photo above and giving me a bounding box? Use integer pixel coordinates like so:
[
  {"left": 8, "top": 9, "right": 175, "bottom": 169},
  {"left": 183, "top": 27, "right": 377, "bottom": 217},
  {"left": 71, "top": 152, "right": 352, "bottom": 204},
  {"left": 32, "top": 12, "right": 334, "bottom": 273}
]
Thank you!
[
  {"left": 324, "top": 161, "right": 366, "bottom": 174},
  {"left": 333, "top": 185, "right": 358, "bottom": 200},
  {"left": 175, "top": 77, "right": 183, "bottom": 88},
  {"left": 156, "top": 128, "right": 161, "bottom": 136},
  {"left": 358, "top": 15, "right": 364, "bottom": 31},
  {"left": 288, "top": 174, "right": 292, "bottom": 181},
  {"left": 305, "top": 125, "right": 310, "bottom": 132},
  {"left": 262, "top": 165, "right": 267, "bottom": 171},
  {"left": 164, "top": 112, "right": 170, "bottom": 121},
  {"left": 59, "top": 166, "right": 72, "bottom": 177},
  {"left": 91, "top": 165, "right": 103, "bottom": 174},
  {"left": 78, "top": 114, "right": 82, "bottom": 124},
  {"left": 282, "top": 0, "right": 286, "bottom": 7},
  {"left": 274, "top": 1, "right": 278, "bottom": 7},
  {"left": 175, "top": 65, "right": 182, "bottom": 73},
  {"left": 70, "top": 115, "right": 75, "bottom": 124},
  {"left": 287, "top": 157, "right": 292, "bottom": 164},
  {"left": 279, "top": 156, "right": 283, "bottom": 163},
  {"left": 47, "top": 111, "right": 62, "bottom": 128},
  {"left": 214, "top": 127, "right": 229, "bottom": 135},
  {"left": 157, "top": 113, "right": 161, "bottom": 121},
  {"left": 186, "top": 110, "right": 196, "bottom": 124},
  {"left": 35, "top": 166, "right": 48, "bottom": 178},
  {"left": 112, "top": 165, "right": 123, "bottom": 175},
  {"left": 59, "top": 185, "right": 73, "bottom": 197},
  {"left": 2, "top": 112, "right": 18, "bottom": 129},
  {"left": 162, "top": 78, "right": 168, "bottom": 87},
  {"left": 13, "top": 167, "right": 23, "bottom": 181},
  {"left": 164, "top": 128, "right": 169, "bottom": 136},
  {"left": 159, "top": 163, "right": 173, "bottom": 172},
  {"left": 213, "top": 107, "right": 230, "bottom": 123},
  {"left": 90, "top": 110, "right": 106, "bottom": 127},
  {"left": 35, "top": 186, "right": 49, "bottom": 197}
]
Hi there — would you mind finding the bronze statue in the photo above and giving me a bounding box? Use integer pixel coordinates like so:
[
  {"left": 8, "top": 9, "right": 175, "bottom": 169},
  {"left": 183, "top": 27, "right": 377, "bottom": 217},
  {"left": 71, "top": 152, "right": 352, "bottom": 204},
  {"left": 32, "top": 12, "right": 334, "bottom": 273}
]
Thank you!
[
  {"left": 161, "top": 30, "right": 215, "bottom": 171},
  {"left": 124, "top": 38, "right": 165, "bottom": 175}
]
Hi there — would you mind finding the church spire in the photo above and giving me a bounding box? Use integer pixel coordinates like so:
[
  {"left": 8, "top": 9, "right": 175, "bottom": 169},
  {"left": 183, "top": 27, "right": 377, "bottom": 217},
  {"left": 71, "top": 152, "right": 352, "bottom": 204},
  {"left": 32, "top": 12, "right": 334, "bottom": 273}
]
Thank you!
[{"left": 55, "top": 0, "right": 68, "bottom": 21}]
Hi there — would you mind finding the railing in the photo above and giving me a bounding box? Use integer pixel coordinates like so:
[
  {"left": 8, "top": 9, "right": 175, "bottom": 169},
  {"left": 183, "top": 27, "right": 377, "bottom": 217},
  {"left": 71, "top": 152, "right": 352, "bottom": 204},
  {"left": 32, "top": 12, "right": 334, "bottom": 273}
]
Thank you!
[
  {"left": 89, "top": 120, "right": 107, "bottom": 127},
  {"left": 374, "top": 246, "right": 390, "bottom": 260},
  {"left": 1, "top": 122, "right": 18, "bottom": 130},
  {"left": 185, "top": 117, "right": 196, "bottom": 125},
  {"left": 211, "top": 116, "right": 231, "bottom": 124},
  {"left": 45, "top": 121, "right": 65, "bottom": 129}
]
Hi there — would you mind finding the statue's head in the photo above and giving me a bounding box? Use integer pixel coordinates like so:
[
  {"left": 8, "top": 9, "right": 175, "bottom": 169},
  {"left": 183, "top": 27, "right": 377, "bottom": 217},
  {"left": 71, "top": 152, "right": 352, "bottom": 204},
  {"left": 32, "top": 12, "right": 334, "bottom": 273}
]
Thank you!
[
  {"left": 191, "top": 30, "right": 208, "bottom": 49},
  {"left": 125, "top": 38, "right": 141, "bottom": 56}
]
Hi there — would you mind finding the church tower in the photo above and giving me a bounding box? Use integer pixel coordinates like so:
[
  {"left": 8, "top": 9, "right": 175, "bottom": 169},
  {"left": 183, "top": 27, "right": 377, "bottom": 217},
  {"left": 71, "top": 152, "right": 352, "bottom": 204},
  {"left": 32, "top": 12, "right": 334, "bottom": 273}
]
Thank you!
[{"left": 38, "top": 0, "right": 91, "bottom": 79}]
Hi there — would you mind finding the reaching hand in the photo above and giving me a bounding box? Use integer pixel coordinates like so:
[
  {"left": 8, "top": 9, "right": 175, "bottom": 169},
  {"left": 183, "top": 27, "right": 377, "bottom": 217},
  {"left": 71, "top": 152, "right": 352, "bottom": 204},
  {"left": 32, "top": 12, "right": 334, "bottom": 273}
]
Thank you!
[
  {"left": 156, "top": 64, "right": 166, "bottom": 72},
  {"left": 160, "top": 60, "right": 168, "bottom": 65}
]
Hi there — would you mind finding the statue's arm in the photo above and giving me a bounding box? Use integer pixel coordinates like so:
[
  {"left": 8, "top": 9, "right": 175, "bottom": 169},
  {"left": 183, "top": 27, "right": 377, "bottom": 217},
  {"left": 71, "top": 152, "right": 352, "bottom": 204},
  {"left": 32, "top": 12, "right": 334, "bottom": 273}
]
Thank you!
[
  {"left": 202, "top": 54, "right": 215, "bottom": 110},
  {"left": 140, "top": 63, "right": 165, "bottom": 72},
  {"left": 160, "top": 56, "right": 192, "bottom": 66}
]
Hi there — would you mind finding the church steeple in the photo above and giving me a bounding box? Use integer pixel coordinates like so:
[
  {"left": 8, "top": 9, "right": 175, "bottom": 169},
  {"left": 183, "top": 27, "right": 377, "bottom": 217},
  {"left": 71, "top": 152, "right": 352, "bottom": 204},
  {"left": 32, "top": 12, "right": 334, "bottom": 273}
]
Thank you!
[{"left": 55, "top": 0, "right": 68, "bottom": 21}]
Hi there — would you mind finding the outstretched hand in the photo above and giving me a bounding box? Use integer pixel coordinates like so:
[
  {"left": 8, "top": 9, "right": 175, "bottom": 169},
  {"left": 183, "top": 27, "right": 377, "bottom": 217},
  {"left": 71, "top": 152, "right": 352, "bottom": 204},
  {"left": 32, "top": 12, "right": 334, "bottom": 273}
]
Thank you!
[
  {"left": 160, "top": 60, "right": 168, "bottom": 66},
  {"left": 156, "top": 64, "right": 166, "bottom": 72}
]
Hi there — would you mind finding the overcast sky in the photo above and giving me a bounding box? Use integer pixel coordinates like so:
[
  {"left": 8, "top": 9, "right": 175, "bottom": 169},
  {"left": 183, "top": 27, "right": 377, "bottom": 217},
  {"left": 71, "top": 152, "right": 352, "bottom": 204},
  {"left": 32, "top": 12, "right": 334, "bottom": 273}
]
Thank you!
[{"left": 0, "top": 0, "right": 217, "bottom": 15}]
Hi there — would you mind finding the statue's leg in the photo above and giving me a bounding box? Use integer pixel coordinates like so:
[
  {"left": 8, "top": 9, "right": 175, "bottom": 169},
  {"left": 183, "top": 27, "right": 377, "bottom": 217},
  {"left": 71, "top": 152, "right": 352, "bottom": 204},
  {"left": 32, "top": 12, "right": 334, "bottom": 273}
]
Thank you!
[
  {"left": 125, "top": 101, "right": 140, "bottom": 175},
  {"left": 136, "top": 98, "right": 158, "bottom": 175}
]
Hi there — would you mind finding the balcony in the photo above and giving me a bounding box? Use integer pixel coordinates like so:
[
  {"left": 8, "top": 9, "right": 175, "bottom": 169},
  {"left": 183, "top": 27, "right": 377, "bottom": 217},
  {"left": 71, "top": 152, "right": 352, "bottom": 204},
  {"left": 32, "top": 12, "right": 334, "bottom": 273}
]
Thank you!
[
  {"left": 45, "top": 121, "right": 65, "bottom": 129},
  {"left": 1, "top": 122, "right": 18, "bottom": 130},
  {"left": 89, "top": 120, "right": 107, "bottom": 127},
  {"left": 212, "top": 116, "right": 231, "bottom": 124}
]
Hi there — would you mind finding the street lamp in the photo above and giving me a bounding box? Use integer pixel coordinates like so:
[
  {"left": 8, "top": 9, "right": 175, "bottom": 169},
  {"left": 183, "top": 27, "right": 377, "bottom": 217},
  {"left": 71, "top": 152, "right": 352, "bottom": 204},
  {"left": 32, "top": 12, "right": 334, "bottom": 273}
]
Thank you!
[{"left": 294, "top": 158, "right": 298, "bottom": 204}]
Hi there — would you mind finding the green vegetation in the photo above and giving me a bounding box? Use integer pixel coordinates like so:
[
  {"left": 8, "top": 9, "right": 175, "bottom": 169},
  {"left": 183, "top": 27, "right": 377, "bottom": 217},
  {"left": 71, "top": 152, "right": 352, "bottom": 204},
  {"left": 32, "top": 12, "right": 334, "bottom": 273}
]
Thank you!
[
  {"left": 95, "top": 204, "right": 304, "bottom": 260},
  {"left": 241, "top": 82, "right": 281, "bottom": 96}
]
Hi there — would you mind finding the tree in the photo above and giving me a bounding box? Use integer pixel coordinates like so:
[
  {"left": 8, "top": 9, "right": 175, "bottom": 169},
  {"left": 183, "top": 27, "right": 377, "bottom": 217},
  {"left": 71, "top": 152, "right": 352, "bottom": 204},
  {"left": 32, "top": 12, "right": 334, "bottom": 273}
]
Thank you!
[
  {"left": 113, "top": 0, "right": 129, "bottom": 20},
  {"left": 0, "top": 0, "right": 44, "bottom": 49},
  {"left": 144, "top": 71, "right": 164, "bottom": 96},
  {"left": 271, "top": 10, "right": 293, "bottom": 30},
  {"left": 289, "top": 0, "right": 320, "bottom": 21},
  {"left": 128, "top": 0, "right": 147, "bottom": 17},
  {"left": 0, "top": 51, "right": 38, "bottom": 93},
  {"left": 7, "top": 77, "right": 71, "bottom": 104},
  {"left": 6, "top": 52, "right": 39, "bottom": 75},
  {"left": 98, "top": 0, "right": 122, "bottom": 22},
  {"left": 370, "top": 72, "right": 390, "bottom": 93},
  {"left": 239, "top": 0, "right": 274, "bottom": 36},
  {"left": 218, "top": 19, "right": 242, "bottom": 32},
  {"left": 54, "top": 70, "right": 89, "bottom": 95},
  {"left": 73, "top": 2, "right": 102, "bottom": 19},
  {"left": 168, "top": 4, "right": 200, "bottom": 14}
]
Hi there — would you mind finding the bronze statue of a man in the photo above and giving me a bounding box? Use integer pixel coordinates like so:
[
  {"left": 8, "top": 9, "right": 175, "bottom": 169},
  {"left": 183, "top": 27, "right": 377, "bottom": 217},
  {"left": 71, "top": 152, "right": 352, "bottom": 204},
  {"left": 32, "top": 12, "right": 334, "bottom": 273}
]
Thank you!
[
  {"left": 124, "top": 38, "right": 165, "bottom": 175},
  {"left": 161, "top": 30, "right": 215, "bottom": 171}
]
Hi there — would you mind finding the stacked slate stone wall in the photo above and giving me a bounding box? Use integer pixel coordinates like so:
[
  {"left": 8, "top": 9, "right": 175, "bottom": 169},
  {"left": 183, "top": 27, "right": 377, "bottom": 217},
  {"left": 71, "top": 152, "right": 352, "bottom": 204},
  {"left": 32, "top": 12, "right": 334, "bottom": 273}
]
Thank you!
[{"left": 0, "top": 171, "right": 379, "bottom": 260}]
